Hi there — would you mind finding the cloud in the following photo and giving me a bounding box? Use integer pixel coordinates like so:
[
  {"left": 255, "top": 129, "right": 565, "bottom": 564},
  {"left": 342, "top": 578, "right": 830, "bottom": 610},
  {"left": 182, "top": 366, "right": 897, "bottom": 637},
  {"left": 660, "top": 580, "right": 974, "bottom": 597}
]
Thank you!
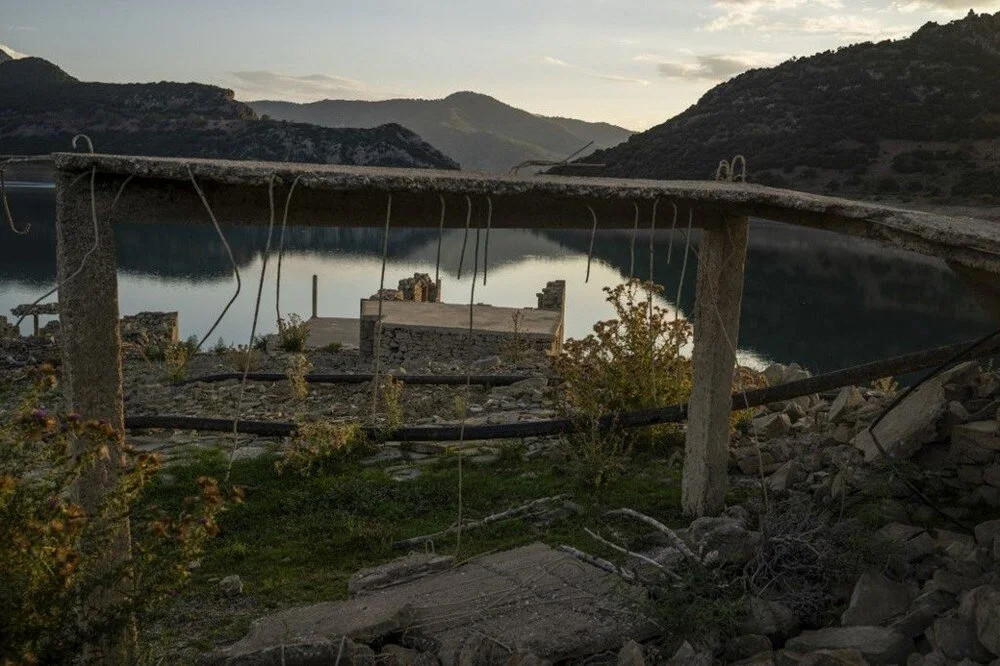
[
  {"left": 541, "top": 55, "right": 650, "bottom": 85},
  {"left": 226, "top": 70, "right": 379, "bottom": 101},
  {"left": 6, "top": 26, "right": 38, "bottom": 32},
  {"left": 0, "top": 43, "right": 28, "bottom": 59},
  {"left": 892, "top": 0, "right": 1000, "bottom": 11},
  {"left": 636, "top": 51, "right": 786, "bottom": 81},
  {"left": 770, "top": 15, "right": 912, "bottom": 38}
]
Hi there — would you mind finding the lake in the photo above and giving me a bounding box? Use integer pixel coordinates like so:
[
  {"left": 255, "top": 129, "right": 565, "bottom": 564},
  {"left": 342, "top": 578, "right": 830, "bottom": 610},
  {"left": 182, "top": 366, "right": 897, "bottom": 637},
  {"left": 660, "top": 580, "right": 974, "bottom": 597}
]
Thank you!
[{"left": 1, "top": 185, "right": 993, "bottom": 373}]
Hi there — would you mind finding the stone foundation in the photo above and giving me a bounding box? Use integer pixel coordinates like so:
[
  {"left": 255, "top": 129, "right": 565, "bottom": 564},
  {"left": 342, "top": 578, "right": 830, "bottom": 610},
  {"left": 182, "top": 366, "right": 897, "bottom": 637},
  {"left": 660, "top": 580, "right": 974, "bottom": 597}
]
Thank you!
[{"left": 367, "top": 323, "right": 555, "bottom": 366}]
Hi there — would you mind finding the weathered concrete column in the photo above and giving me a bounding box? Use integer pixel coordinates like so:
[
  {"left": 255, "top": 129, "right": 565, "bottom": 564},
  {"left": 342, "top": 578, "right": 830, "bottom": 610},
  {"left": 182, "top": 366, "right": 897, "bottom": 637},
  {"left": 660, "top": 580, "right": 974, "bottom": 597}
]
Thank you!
[
  {"left": 682, "top": 214, "right": 750, "bottom": 517},
  {"left": 56, "top": 171, "right": 134, "bottom": 661},
  {"left": 56, "top": 171, "right": 126, "bottom": 504}
]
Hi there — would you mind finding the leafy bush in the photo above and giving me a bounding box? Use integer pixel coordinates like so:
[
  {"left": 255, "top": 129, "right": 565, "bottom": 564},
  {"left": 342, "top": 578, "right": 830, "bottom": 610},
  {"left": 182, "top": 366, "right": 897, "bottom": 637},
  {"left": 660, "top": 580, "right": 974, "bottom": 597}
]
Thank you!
[
  {"left": 276, "top": 421, "right": 371, "bottom": 477},
  {"left": 0, "top": 368, "right": 228, "bottom": 663},
  {"left": 163, "top": 336, "right": 198, "bottom": 383},
  {"left": 277, "top": 314, "right": 310, "bottom": 353},
  {"left": 554, "top": 280, "right": 693, "bottom": 486}
]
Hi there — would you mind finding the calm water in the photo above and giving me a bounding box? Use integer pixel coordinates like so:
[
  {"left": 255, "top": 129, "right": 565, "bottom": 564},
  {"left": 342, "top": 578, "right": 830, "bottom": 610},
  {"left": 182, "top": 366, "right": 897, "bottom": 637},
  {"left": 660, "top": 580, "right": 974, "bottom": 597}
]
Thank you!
[{"left": 1, "top": 186, "right": 993, "bottom": 373}]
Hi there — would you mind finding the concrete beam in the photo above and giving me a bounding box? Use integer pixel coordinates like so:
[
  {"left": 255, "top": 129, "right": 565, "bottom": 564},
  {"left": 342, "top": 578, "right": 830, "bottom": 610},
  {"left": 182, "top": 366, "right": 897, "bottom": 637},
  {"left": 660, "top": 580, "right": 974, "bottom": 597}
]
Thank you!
[
  {"left": 51, "top": 153, "right": 1000, "bottom": 276},
  {"left": 682, "top": 214, "right": 750, "bottom": 517}
]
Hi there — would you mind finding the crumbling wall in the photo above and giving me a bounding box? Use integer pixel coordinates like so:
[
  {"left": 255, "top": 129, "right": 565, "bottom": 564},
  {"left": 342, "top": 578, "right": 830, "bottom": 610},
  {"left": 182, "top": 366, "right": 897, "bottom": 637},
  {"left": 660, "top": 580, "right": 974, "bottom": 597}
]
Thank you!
[
  {"left": 371, "top": 274, "right": 442, "bottom": 303},
  {"left": 373, "top": 324, "right": 555, "bottom": 366}
]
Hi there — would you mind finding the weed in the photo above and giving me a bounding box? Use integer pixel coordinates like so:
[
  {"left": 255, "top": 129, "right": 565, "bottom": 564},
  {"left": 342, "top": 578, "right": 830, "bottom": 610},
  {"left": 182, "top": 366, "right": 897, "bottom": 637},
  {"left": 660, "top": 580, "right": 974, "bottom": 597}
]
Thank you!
[
  {"left": 276, "top": 421, "right": 372, "bottom": 477},
  {"left": 224, "top": 346, "right": 261, "bottom": 374},
  {"left": 286, "top": 354, "right": 313, "bottom": 401},
  {"left": 376, "top": 376, "right": 404, "bottom": 432},
  {"left": 278, "top": 314, "right": 311, "bottom": 353},
  {"left": 163, "top": 336, "right": 198, "bottom": 383},
  {"left": 212, "top": 337, "right": 228, "bottom": 355},
  {"left": 500, "top": 311, "right": 529, "bottom": 364},
  {"left": 870, "top": 376, "right": 899, "bottom": 395},
  {"left": 318, "top": 341, "right": 343, "bottom": 354}
]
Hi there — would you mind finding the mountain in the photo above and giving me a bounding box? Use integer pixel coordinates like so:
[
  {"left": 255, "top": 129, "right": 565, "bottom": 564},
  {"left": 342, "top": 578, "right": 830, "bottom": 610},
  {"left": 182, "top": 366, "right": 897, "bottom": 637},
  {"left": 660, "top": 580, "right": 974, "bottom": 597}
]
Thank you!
[
  {"left": 0, "top": 51, "right": 458, "bottom": 169},
  {"left": 563, "top": 11, "right": 1000, "bottom": 204},
  {"left": 250, "top": 91, "right": 634, "bottom": 172}
]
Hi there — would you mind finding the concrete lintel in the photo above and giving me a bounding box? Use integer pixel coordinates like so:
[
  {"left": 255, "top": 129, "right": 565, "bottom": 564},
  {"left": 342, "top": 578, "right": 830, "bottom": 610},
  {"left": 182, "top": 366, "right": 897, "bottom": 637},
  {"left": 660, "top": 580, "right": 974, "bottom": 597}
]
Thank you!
[{"left": 51, "top": 153, "right": 1000, "bottom": 275}]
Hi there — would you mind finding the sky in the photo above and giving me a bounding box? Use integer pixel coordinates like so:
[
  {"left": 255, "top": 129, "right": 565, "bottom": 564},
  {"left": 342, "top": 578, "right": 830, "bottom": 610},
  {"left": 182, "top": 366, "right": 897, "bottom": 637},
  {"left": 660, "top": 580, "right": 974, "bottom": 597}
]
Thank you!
[{"left": 2, "top": 0, "right": 998, "bottom": 131}]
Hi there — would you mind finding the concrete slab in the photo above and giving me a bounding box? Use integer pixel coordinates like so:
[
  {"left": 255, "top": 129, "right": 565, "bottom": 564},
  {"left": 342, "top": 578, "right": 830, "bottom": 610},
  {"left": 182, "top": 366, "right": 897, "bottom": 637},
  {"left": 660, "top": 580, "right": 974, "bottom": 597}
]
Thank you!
[
  {"left": 213, "top": 543, "right": 658, "bottom": 665},
  {"left": 305, "top": 316, "right": 359, "bottom": 349},
  {"left": 360, "top": 300, "right": 561, "bottom": 337}
]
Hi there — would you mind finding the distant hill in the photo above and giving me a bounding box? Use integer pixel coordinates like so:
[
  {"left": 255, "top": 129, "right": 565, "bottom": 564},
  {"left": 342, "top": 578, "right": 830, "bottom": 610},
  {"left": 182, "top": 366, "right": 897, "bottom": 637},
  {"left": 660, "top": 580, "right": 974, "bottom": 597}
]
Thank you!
[
  {"left": 563, "top": 11, "right": 1000, "bottom": 204},
  {"left": 251, "top": 91, "right": 634, "bottom": 172},
  {"left": 0, "top": 51, "right": 458, "bottom": 169}
]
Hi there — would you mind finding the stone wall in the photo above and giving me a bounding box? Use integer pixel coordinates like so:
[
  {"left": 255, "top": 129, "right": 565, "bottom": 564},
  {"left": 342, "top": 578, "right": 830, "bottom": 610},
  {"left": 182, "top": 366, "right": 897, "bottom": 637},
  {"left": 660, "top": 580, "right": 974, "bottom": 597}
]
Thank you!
[
  {"left": 120, "top": 312, "right": 180, "bottom": 348},
  {"left": 370, "top": 273, "right": 441, "bottom": 304},
  {"left": 371, "top": 323, "right": 554, "bottom": 367}
]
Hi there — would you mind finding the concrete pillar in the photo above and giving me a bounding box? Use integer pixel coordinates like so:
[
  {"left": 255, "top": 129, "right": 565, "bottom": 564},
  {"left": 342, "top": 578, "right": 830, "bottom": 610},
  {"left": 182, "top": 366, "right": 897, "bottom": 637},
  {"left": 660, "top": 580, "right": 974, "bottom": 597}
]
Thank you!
[
  {"left": 55, "top": 171, "right": 133, "bottom": 659},
  {"left": 312, "top": 274, "right": 318, "bottom": 319},
  {"left": 682, "top": 214, "right": 750, "bottom": 518}
]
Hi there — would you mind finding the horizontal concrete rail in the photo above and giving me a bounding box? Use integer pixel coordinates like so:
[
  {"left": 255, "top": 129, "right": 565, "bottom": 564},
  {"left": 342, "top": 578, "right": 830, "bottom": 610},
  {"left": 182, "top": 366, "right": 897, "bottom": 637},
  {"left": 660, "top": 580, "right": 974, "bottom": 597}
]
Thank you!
[{"left": 54, "top": 153, "right": 1000, "bottom": 274}]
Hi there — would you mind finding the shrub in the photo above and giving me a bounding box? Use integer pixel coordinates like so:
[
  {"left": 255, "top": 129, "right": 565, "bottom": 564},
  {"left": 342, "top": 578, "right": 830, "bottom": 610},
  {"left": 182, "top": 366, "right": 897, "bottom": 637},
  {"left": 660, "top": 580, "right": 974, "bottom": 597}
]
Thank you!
[
  {"left": 554, "top": 280, "right": 693, "bottom": 486},
  {"left": 163, "top": 336, "right": 198, "bottom": 383},
  {"left": 287, "top": 354, "right": 313, "bottom": 401},
  {"left": 499, "top": 311, "right": 529, "bottom": 364},
  {"left": 277, "top": 314, "right": 310, "bottom": 353},
  {"left": 276, "top": 421, "right": 371, "bottom": 477},
  {"left": 224, "top": 345, "right": 261, "bottom": 374},
  {"left": 0, "top": 367, "right": 228, "bottom": 663},
  {"left": 375, "top": 376, "right": 404, "bottom": 432}
]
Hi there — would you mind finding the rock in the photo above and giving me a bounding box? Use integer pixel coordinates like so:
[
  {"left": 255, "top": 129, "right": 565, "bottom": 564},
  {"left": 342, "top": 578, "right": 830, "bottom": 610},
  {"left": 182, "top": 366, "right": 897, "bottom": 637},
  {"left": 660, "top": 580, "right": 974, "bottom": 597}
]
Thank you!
[
  {"left": 741, "top": 597, "right": 800, "bottom": 643},
  {"left": 763, "top": 363, "right": 788, "bottom": 387},
  {"left": 927, "top": 567, "right": 981, "bottom": 596},
  {"left": 952, "top": 421, "right": 1000, "bottom": 458},
  {"left": 959, "top": 585, "right": 1000, "bottom": 657},
  {"left": 798, "top": 650, "right": 869, "bottom": 666},
  {"left": 218, "top": 574, "right": 244, "bottom": 597},
  {"left": 841, "top": 569, "right": 916, "bottom": 627},
  {"left": 492, "top": 377, "right": 547, "bottom": 399},
  {"left": 852, "top": 378, "right": 946, "bottom": 462},
  {"left": 890, "top": 590, "right": 957, "bottom": 639},
  {"left": 725, "top": 634, "right": 773, "bottom": 661},
  {"left": 506, "top": 653, "right": 551, "bottom": 666},
  {"left": 754, "top": 413, "right": 792, "bottom": 439},
  {"left": 732, "top": 652, "right": 775, "bottom": 666},
  {"left": 934, "top": 529, "right": 977, "bottom": 560},
  {"left": 471, "top": 355, "right": 501, "bottom": 370},
  {"left": 939, "top": 361, "right": 981, "bottom": 388},
  {"left": 213, "top": 636, "right": 376, "bottom": 666},
  {"left": 975, "top": 519, "right": 1000, "bottom": 547},
  {"left": 829, "top": 387, "right": 866, "bottom": 424},
  {"left": 616, "top": 639, "right": 646, "bottom": 666},
  {"left": 687, "top": 516, "right": 761, "bottom": 565},
  {"left": 785, "top": 627, "right": 913, "bottom": 665},
  {"left": 784, "top": 401, "right": 809, "bottom": 424},
  {"left": 944, "top": 401, "right": 971, "bottom": 429},
  {"left": 348, "top": 552, "right": 454, "bottom": 596},
  {"left": 768, "top": 460, "right": 803, "bottom": 492},
  {"left": 927, "top": 614, "right": 994, "bottom": 662},
  {"left": 666, "top": 642, "right": 712, "bottom": 666},
  {"left": 784, "top": 364, "right": 811, "bottom": 383},
  {"left": 984, "top": 465, "right": 1000, "bottom": 488},
  {"left": 879, "top": 523, "right": 936, "bottom": 563},
  {"left": 907, "top": 651, "right": 947, "bottom": 666}
]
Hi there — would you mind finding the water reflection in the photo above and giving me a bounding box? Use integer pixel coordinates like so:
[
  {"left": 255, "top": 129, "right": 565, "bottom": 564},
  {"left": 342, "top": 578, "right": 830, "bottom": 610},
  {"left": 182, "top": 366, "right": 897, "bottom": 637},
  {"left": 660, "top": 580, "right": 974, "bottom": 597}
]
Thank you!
[{"left": 1, "top": 188, "right": 993, "bottom": 372}]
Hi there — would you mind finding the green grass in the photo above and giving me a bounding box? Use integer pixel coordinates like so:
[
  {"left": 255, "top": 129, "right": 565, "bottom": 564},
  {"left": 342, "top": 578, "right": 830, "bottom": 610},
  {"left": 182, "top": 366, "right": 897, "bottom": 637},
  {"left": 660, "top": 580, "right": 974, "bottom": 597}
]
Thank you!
[{"left": 139, "top": 446, "right": 692, "bottom": 657}]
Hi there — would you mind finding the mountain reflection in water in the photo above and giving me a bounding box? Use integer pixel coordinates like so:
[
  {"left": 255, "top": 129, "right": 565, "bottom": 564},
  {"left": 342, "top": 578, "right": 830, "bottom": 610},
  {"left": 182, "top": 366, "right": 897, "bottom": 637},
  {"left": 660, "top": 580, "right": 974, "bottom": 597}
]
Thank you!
[{"left": 1, "top": 187, "right": 993, "bottom": 372}]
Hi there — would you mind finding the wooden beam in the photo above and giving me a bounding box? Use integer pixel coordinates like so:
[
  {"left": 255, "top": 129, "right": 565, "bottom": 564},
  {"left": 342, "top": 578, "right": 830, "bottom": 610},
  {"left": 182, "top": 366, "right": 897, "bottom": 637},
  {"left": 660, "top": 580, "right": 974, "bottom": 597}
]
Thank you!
[{"left": 682, "top": 214, "right": 750, "bottom": 518}]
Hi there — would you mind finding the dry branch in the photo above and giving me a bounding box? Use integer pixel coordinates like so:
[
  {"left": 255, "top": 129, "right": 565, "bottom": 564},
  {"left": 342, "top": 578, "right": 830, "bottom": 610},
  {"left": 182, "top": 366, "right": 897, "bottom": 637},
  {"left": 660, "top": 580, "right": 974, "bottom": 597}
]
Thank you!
[
  {"left": 584, "top": 527, "right": 682, "bottom": 581},
  {"left": 393, "top": 495, "right": 567, "bottom": 549},
  {"left": 557, "top": 545, "right": 635, "bottom": 582},
  {"left": 604, "top": 508, "right": 699, "bottom": 563}
]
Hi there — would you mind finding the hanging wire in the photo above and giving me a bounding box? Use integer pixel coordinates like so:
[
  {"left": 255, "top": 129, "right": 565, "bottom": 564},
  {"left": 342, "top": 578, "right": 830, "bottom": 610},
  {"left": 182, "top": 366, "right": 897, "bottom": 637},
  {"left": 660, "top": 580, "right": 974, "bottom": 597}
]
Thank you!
[
  {"left": 665, "top": 201, "right": 679, "bottom": 265},
  {"left": 455, "top": 200, "right": 483, "bottom": 560},
  {"left": 188, "top": 165, "right": 242, "bottom": 352},
  {"left": 585, "top": 204, "right": 598, "bottom": 283},
  {"left": 225, "top": 176, "right": 277, "bottom": 481},
  {"left": 71, "top": 134, "right": 95, "bottom": 154},
  {"left": 674, "top": 206, "right": 694, "bottom": 326},
  {"left": 1, "top": 159, "right": 31, "bottom": 234},
  {"left": 275, "top": 174, "right": 304, "bottom": 328},
  {"left": 482, "top": 195, "right": 492, "bottom": 286},
  {"left": 456, "top": 195, "right": 472, "bottom": 280},
  {"left": 509, "top": 140, "right": 604, "bottom": 175},
  {"left": 648, "top": 198, "right": 659, "bottom": 285},
  {"left": 628, "top": 202, "right": 639, "bottom": 279},
  {"left": 434, "top": 194, "right": 446, "bottom": 285},
  {"left": 371, "top": 193, "right": 393, "bottom": 417}
]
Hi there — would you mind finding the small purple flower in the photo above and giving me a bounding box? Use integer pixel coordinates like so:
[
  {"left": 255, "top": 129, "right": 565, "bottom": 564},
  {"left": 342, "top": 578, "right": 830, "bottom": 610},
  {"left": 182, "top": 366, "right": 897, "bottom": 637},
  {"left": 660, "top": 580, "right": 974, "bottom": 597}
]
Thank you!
[
  {"left": 67, "top": 413, "right": 82, "bottom": 422},
  {"left": 32, "top": 408, "right": 48, "bottom": 422}
]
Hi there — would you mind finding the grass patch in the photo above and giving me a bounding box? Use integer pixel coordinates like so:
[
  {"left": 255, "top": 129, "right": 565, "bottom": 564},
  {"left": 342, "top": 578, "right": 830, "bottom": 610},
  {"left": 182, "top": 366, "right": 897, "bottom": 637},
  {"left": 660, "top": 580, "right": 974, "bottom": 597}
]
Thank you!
[{"left": 138, "top": 447, "right": 707, "bottom": 658}]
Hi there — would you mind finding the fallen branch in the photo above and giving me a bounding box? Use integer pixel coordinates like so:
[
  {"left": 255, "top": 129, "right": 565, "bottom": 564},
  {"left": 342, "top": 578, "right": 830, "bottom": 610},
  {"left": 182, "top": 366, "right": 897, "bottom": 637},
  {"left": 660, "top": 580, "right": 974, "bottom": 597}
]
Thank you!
[
  {"left": 557, "top": 545, "right": 635, "bottom": 582},
  {"left": 605, "top": 508, "right": 700, "bottom": 563},
  {"left": 583, "top": 527, "right": 682, "bottom": 581},
  {"left": 394, "top": 495, "right": 567, "bottom": 549}
]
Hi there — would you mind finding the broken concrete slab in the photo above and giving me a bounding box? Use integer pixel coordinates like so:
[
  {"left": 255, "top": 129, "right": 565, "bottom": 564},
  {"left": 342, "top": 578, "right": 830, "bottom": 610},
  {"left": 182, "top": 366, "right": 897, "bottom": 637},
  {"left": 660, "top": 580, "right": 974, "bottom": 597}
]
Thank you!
[
  {"left": 852, "top": 377, "right": 946, "bottom": 462},
  {"left": 213, "top": 543, "right": 657, "bottom": 665},
  {"left": 348, "top": 552, "right": 454, "bottom": 597}
]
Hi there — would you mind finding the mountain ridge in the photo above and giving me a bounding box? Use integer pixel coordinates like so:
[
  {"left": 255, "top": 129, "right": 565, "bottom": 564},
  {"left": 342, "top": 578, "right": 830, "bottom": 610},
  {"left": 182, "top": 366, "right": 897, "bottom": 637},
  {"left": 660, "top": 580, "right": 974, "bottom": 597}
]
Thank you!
[
  {"left": 0, "top": 50, "right": 458, "bottom": 170},
  {"left": 250, "top": 91, "right": 634, "bottom": 172},
  {"left": 562, "top": 10, "right": 1000, "bottom": 204}
]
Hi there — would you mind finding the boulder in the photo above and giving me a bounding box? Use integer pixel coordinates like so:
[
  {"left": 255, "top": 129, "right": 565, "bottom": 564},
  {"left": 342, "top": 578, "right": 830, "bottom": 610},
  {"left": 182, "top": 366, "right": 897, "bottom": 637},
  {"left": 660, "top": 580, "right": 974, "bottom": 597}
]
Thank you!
[
  {"left": 798, "top": 650, "right": 869, "bottom": 666},
  {"left": 927, "top": 614, "right": 994, "bottom": 662},
  {"left": 829, "top": 387, "right": 865, "bottom": 424},
  {"left": 958, "top": 585, "right": 1000, "bottom": 657},
  {"left": 852, "top": 378, "right": 946, "bottom": 462},
  {"left": 665, "top": 642, "right": 712, "bottom": 666},
  {"left": 218, "top": 574, "right": 244, "bottom": 597},
  {"left": 768, "top": 460, "right": 803, "bottom": 493},
  {"left": 951, "top": 421, "right": 1000, "bottom": 460},
  {"left": 785, "top": 627, "right": 913, "bottom": 665},
  {"left": 741, "top": 597, "right": 800, "bottom": 643},
  {"left": 974, "top": 519, "right": 1000, "bottom": 547},
  {"left": 687, "top": 516, "right": 761, "bottom": 565},
  {"left": 890, "top": 590, "right": 957, "bottom": 639},
  {"left": 754, "top": 413, "right": 792, "bottom": 439},
  {"left": 841, "top": 570, "right": 916, "bottom": 627},
  {"left": 725, "top": 635, "right": 772, "bottom": 662},
  {"left": 616, "top": 640, "right": 646, "bottom": 666}
]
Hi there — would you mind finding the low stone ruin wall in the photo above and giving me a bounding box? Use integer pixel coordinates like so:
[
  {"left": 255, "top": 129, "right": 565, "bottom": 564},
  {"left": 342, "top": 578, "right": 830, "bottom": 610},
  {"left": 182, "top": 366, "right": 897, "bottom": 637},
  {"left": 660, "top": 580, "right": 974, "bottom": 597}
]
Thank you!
[{"left": 363, "top": 323, "right": 555, "bottom": 367}]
